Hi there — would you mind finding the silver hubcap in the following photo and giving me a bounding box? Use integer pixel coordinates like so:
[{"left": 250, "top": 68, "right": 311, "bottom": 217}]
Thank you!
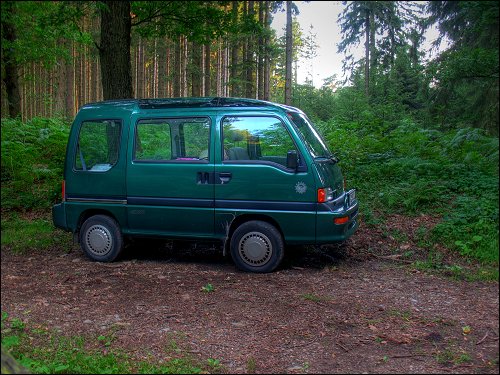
[
  {"left": 85, "top": 225, "right": 113, "bottom": 256},
  {"left": 238, "top": 231, "right": 272, "bottom": 266}
]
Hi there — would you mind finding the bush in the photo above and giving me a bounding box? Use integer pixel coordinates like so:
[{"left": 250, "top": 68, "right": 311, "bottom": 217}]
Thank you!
[
  {"left": 1, "top": 117, "right": 70, "bottom": 211},
  {"left": 316, "top": 117, "right": 499, "bottom": 265}
]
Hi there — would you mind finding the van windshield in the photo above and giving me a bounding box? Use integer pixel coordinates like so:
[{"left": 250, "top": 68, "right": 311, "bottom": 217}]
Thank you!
[{"left": 287, "top": 112, "right": 332, "bottom": 159}]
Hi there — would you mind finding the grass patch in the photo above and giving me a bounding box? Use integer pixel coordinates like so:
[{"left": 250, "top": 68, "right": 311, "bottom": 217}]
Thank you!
[
  {"left": 301, "top": 293, "right": 329, "bottom": 303},
  {"left": 1, "top": 213, "right": 72, "bottom": 254},
  {"left": 412, "top": 258, "right": 499, "bottom": 282},
  {"left": 434, "top": 345, "right": 473, "bottom": 366},
  {"left": 1, "top": 311, "right": 224, "bottom": 374}
]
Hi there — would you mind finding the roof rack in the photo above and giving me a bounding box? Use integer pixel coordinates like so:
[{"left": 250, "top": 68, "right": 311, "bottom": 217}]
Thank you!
[{"left": 137, "top": 97, "right": 273, "bottom": 109}]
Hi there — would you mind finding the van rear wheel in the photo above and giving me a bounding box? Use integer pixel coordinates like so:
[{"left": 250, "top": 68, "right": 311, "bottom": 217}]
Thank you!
[
  {"left": 79, "top": 215, "right": 123, "bottom": 262},
  {"left": 230, "top": 221, "right": 284, "bottom": 273}
]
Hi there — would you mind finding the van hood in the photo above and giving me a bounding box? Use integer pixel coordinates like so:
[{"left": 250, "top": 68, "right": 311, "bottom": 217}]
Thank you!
[{"left": 314, "top": 160, "right": 344, "bottom": 197}]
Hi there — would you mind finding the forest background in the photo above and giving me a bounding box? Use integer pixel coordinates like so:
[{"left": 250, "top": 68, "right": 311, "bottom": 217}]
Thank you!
[{"left": 1, "top": 1, "right": 499, "bottom": 373}]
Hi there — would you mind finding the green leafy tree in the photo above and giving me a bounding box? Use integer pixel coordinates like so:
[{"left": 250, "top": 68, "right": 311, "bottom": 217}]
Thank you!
[
  {"left": 285, "top": 0, "right": 293, "bottom": 104},
  {"left": 94, "top": 1, "right": 234, "bottom": 99},
  {"left": 337, "top": 1, "right": 382, "bottom": 96},
  {"left": 301, "top": 24, "right": 319, "bottom": 86},
  {"left": 425, "top": 1, "right": 499, "bottom": 135},
  {"left": 337, "top": 1, "right": 422, "bottom": 97},
  {"left": 1, "top": 1, "right": 88, "bottom": 118}
]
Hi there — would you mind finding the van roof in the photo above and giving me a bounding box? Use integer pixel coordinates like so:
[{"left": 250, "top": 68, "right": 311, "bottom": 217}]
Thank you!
[{"left": 79, "top": 97, "right": 303, "bottom": 114}]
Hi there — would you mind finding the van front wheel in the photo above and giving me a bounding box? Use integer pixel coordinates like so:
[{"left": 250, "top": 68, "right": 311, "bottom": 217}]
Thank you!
[
  {"left": 79, "top": 215, "right": 123, "bottom": 262},
  {"left": 230, "top": 221, "right": 284, "bottom": 273}
]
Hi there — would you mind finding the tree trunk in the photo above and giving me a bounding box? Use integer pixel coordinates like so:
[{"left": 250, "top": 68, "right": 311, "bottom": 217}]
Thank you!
[
  {"left": 99, "top": 1, "right": 133, "bottom": 100},
  {"left": 230, "top": 1, "right": 240, "bottom": 97},
  {"left": 364, "top": 9, "right": 370, "bottom": 97},
  {"left": 158, "top": 38, "right": 167, "bottom": 98},
  {"left": 166, "top": 39, "right": 172, "bottom": 97},
  {"left": 64, "top": 44, "right": 74, "bottom": 117},
  {"left": 1, "top": 2, "right": 22, "bottom": 118},
  {"left": 257, "top": 1, "right": 265, "bottom": 99},
  {"left": 263, "top": 1, "right": 271, "bottom": 101},
  {"left": 369, "top": 10, "right": 376, "bottom": 91},
  {"left": 204, "top": 43, "right": 211, "bottom": 96},
  {"left": 245, "top": 0, "right": 255, "bottom": 98},
  {"left": 241, "top": 1, "right": 248, "bottom": 97},
  {"left": 173, "top": 36, "right": 181, "bottom": 97},
  {"left": 191, "top": 42, "right": 202, "bottom": 97},
  {"left": 91, "top": 49, "right": 99, "bottom": 102},
  {"left": 182, "top": 36, "right": 188, "bottom": 96},
  {"left": 285, "top": 1, "right": 293, "bottom": 105},
  {"left": 153, "top": 37, "right": 159, "bottom": 98},
  {"left": 216, "top": 42, "right": 222, "bottom": 96}
]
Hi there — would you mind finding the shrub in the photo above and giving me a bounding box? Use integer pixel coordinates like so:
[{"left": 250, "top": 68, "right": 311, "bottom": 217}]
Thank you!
[
  {"left": 1, "top": 117, "right": 70, "bottom": 211},
  {"left": 316, "top": 118, "right": 499, "bottom": 264}
]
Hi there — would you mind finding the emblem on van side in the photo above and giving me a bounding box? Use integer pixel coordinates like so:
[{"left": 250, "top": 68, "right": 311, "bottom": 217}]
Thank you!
[{"left": 295, "top": 181, "right": 307, "bottom": 194}]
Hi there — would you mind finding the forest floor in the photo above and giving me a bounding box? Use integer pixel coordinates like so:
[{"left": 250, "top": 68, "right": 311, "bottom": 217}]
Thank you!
[{"left": 1, "top": 214, "right": 499, "bottom": 374}]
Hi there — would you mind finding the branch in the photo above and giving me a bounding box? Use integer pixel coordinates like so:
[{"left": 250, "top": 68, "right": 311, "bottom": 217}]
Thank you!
[
  {"left": 131, "top": 2, "right": 176, "bottom": 27},
  {"left": 131, "top": 8, "right": 166, "bottom": 27}
]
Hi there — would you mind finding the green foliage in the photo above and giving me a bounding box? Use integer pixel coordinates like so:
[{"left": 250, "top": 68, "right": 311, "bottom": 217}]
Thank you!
[
  {"left": 315, "top": 107, "right": 498, "bottom": 264},
  {"left": 425, "top": 1, "right": 499, "bottom": 136},
  {"left": 206, "top": 358, "right": 222, "bottom": 372},
  {"left": 291, "top": 83, "right": 337, "bottom": 122},
  {"left": 1, "top": 117, "right": 69, "bottom": 211},
  {"left": 426, "top": 47, "right": 499, "bottom": 135},
  {"left": 201, "top": 283, "right": 214, "bottom": 293},
  {"left": 1, "top": 311, "right": 219, "bottom": 374},
  {"left": 1, "top": 1, "right": 92, "bottom": 67},
  {"left": 131, "top": 1, "right": 234, "bottom": 43},
  {"left": 426, "top": 1, "right": 499, "bottom": 50}
]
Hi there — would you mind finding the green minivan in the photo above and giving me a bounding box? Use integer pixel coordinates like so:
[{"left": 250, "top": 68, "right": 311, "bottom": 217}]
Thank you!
[{"left": 52, "top": 97, "right": 359, "bottom": 273}]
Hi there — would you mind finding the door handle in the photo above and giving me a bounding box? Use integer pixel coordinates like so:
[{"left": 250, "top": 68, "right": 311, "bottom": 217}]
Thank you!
[
  {"left": 218, "top": 172, "right": 232, "bottom": 184},
  {"left": 197, "top": 172, "right": 211, "bottom": 184}
]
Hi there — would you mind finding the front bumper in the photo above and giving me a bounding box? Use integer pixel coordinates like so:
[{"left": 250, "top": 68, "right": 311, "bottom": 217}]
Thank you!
[{"left": 316, "top": 189, "right": 359, "bottom": 244}]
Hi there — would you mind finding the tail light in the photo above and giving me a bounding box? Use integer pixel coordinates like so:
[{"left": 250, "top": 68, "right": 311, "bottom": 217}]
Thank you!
[
  {"left": 317, "top": 187, "right": 334, "bottom": 203},
  {"left": 62, "top": 180, "right": 66, "bottom": 202}
]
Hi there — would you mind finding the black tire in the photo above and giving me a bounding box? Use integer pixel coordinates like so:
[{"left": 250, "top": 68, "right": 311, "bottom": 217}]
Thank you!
[
  {"left": 230, "top": 220, "right": 284, "bottom": 273},
  {"left": 79, "top": 215, "right": 123, "bottom": 262}
]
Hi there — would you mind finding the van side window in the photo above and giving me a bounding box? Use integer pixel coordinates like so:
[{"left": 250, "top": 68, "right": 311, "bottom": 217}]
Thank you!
[
  {"left": 74, "top": 120, "right": 121, "bottom": 172},
  {"left": 222, "top": 116, "right": 296, "bottom": 168},
  {"left": 135, "top": 122, "right": 172, "bottom": 160},
  {"left": 134, "top": 118, "right": 210, "bottom": 162}
]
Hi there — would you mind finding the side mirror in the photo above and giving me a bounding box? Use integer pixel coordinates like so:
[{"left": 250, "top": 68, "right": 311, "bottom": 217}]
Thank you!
[{"left": 286, "top": 150, "right": 298, "bottom": 171}]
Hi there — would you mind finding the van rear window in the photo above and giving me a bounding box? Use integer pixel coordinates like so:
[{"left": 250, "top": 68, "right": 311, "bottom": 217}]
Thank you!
[{"left": 74, "top": 120, "right": 121, "bottom": 172}]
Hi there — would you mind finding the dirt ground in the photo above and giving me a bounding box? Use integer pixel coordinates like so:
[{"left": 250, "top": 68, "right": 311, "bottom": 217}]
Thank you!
[{"left": 1, "top": 215, "right": 499, "bottom": 374}]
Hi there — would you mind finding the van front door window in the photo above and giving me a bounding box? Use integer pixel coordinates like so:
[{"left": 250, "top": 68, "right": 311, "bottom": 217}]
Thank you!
[{"left": 222, "top": 116, "right": 297, "bottom": 169}]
